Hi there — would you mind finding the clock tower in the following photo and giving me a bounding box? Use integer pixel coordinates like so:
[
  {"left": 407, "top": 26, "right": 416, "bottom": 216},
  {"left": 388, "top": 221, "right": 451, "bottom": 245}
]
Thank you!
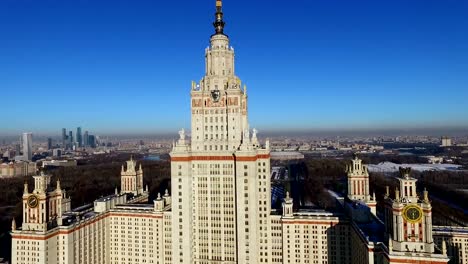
[
  {"left": 381, "top": 167, "right": 451, "bottom": 264},
  {"left": 22, "top": 171, "right": 70, "bottom": 232}
]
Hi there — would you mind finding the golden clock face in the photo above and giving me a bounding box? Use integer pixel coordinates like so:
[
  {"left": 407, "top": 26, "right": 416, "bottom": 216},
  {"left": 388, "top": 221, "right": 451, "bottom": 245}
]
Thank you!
[
  {"left": 27, "top": 195, "right": 39, "bottom": 208},
  {"left": 403, "top": 205, "right": 423, "bottom": 223}
]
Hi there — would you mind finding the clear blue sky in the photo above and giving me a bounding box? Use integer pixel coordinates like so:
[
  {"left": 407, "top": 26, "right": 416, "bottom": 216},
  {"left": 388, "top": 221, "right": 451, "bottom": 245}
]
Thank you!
[{"left": 1, "top": 0, "right": 467, "bottom": 136}]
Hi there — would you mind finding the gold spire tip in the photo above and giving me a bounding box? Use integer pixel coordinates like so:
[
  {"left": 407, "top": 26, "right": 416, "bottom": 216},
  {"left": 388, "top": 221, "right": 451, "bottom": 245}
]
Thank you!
[{"left": 216, "top": 0, "right": 222, "bottom": 7}]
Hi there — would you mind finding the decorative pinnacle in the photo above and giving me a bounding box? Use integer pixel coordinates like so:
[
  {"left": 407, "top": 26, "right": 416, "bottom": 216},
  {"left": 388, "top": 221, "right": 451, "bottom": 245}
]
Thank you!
[
  {"left": 213, "top": 0, "right": 226, "bottom": 35},
  {"left": 388, "top": 235, "right": 393, "bottom": 252},
  {"left": 399, "top": 167, "right": 411, "bottom": 178},
  {"left": 442, "top": 239, "right": 447, "bottom": 255},
  {"left": 423, "top": 188, "right": 430, "bottom": 203}
]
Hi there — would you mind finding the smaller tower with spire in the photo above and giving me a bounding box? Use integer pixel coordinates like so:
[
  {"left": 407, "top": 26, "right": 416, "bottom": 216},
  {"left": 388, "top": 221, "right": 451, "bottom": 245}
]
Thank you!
[
  {"left": 120, "top": 156, "right": 145, "bottom": 196},
  {"left": 282, "top": 192, "right": 294, "bottom": 218},
  {"left": 384, "top": 167, "right": 439, "bottom": 256},
  {"left": 346, "top": 154, "right": 376, "bottom": 214},
  {"left": 21, "top": 171, "right": 70, "bottom": 232}
]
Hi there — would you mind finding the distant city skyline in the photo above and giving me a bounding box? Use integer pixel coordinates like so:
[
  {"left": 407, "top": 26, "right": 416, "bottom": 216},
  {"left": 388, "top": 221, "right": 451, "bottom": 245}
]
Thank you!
[
  {"left": 1, "top": 126, "right": 468, "bottom": 141},
  {"left": 1, "top": 0, "right": 467, "bottom": 135}
]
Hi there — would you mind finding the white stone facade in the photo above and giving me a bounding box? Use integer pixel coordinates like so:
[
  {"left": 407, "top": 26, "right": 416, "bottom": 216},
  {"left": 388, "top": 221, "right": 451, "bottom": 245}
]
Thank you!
[
  {"left": 9, "top": 2, "right": 463, "bottom": 264},
  {"left": 434, "top": 226, "right": 468, "bottom": 264},
  {"left": 0, "top": 161, "right": 36, "bottom": 178},
  {"left": 120, "top": 156, "right": 145, "bottom": 196},
  {"left": 346, "top": 155, "right": 376, "bottom": 214}
]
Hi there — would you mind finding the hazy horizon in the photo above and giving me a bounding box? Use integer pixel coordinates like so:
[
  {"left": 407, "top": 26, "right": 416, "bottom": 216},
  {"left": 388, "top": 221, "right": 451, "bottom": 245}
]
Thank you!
[{"left": 1, "top": 126, "right": 467, "bottom": 141}]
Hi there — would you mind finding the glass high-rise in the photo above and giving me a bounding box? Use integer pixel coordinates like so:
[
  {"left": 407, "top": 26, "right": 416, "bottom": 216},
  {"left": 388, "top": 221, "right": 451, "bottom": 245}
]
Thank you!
[
  {"left": 22, "top": 132, "right": 33, "bottom": 161},
  {"left": 76, "top": 127, "right": 82, "bottom": 147}
]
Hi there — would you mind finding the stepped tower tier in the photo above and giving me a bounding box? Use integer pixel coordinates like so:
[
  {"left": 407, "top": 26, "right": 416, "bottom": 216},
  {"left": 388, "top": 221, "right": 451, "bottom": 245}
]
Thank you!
[
  {"left": 346, "top": 154, "right": 371, "bottom": 201},
  {"left": 22, "top": 171, "right": 70, "bottom": 232},
  {"left": 120, "top": 156, "right": 145, "bottom": 196},
  {"left": 190, "top": 0, "right": 248, "bottom": 153},
  {"left": 171, "top": 1, "right": 272, "bottom": 263},
  {"left": 383, "top": 167, "right": 445, "bottom": 262},
  {"left": 346, "top": 154, "right": 376, "bottom": 214}
]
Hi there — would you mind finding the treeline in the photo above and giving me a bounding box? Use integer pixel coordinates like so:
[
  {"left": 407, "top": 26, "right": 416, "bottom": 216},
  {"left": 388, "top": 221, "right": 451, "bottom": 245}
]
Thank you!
[
  {"left": 0, "top": 153, "right": 171, "bottom": 237},
  {"left": 361, "top": 155, "right": 428, "bottom": 165},
  {"left": 369, "top": 170, "right": 468, "bottom": 225},
  {"left": 295, "top": 158, "right": 348, "bottom": 210},
  {"left": 297, "top": 156, "right": 468, "bottom": 225},
  {"left": 417, "top": 170, "right": 468, "bottom": 213},
  {"left": 0, "top": 153, "right": 170, "bottom": 261},
  {"left": 50, "top": 154, "right": 171, "bottom": 208}
]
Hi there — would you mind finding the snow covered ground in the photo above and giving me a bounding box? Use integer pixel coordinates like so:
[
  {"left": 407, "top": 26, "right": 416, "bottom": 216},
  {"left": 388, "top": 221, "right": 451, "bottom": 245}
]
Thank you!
[{"left": 367, "top": 162, "right": 462, "bottom": 173}]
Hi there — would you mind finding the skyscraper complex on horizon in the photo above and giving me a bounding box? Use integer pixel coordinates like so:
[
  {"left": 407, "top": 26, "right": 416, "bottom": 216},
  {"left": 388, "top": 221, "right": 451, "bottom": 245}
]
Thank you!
[
  {"left": 60, "top": 127, "right": 95, "bottom": 149},
  {"left": 10, "top": 1, "right": 467, "bottom": 264}
]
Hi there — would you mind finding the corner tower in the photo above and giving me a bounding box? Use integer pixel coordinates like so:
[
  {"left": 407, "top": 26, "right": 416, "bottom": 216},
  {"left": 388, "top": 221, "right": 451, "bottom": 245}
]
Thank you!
[
  {"left": 383, "top": 168, "right": 449, "bottom": 263},
  {"left": 170, "top": 1, "right": 272, "bottom": 263},
  {"left": 346, "top": 154, "right": 376, "bottom": 214},
  {"left": 120, "top": 156, "right": 144, "bottom": 196},
  {"left": 22, "top": 171, "right": 70, "bottom": 232}
]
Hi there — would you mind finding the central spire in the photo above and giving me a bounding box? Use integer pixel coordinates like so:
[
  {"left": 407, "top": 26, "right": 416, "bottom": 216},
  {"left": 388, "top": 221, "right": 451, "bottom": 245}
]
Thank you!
[{"left": 213, "top": 0, "right": 226, "bottom": 35}]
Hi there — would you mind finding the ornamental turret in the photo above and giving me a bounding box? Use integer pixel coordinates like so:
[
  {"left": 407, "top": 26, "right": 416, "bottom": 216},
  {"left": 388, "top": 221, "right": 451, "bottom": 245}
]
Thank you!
[
  {"left": 346, "top": 154, "right": 376, "bottom": 214},
  {"left": 382, "top": 167, "right": 448, "bottom": 263},
  {"left": 120, "top": 157, "right": 145, "bottom": 196}
]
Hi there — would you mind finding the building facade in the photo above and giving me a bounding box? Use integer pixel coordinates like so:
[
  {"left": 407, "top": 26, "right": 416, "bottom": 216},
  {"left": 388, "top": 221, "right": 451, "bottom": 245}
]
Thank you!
[
  {"left": 433, "top": 226, "right": 468, "bottom": 264},
  {"left": 0, "top": 161, "right": 36, "bottom": 178},
  {"left": 120, "top": 156, "right": 145, "bottom": 196},
  {"left": 380, "top": 167, "right": 449, "bottom": 263},
  {"left": 345, "top": 155, "right": 376, "bottom": 214},
  {"left": 10, "top": 1, "right": 466, "bottom": 264}
]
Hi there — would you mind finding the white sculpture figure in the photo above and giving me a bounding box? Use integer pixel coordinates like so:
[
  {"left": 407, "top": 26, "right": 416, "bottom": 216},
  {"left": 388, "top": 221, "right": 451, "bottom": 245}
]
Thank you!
[
  {"left": 243, "top": 129, "right": 250, "bottom": 143},
  {"left": 252, "top": 128, "right": 259, "bottom": 146},
  {"left": 179, "top": 129, "right": 185, "bottom": 141}
]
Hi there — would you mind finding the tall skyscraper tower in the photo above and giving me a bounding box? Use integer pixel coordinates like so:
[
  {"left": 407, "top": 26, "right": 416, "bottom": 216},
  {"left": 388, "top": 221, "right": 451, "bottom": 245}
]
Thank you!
[
  {"left": 68, "top": 131, "right": 73, "bottom": 147},
  {"left": 22, "top": 132, "right": 33, "bottom": 161},
  {"left": 61, "top": 128, "right": 67, "bottom": 148},
  {"left": 47, "top": 138, "right": 53, "bottom": 150},
  {"left": 83, "top": 131, "right": 89, "bottom": 147},
  {"left": 170, "top": 1, "right": 271, "bottom": 263},
  {"left": 76, "top": 127, "right": 82, "bottom": 147}
]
